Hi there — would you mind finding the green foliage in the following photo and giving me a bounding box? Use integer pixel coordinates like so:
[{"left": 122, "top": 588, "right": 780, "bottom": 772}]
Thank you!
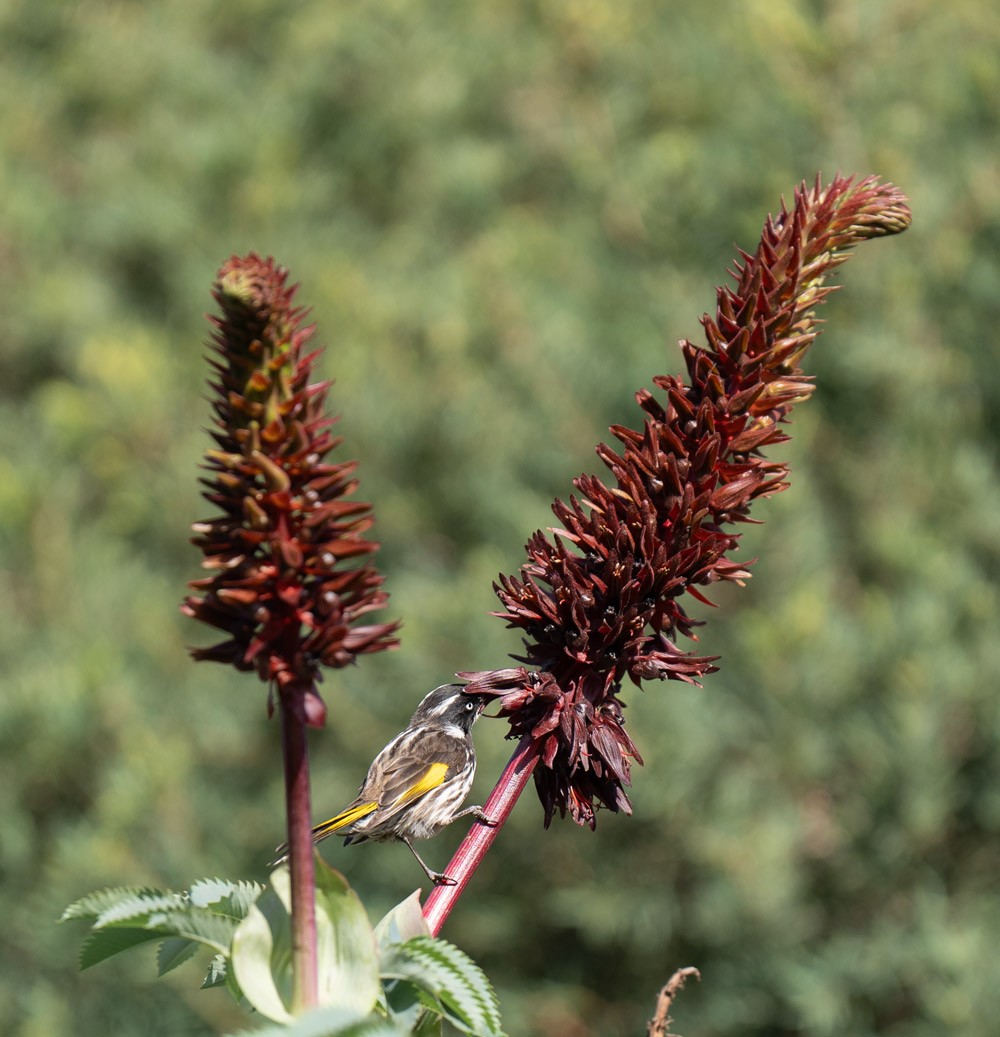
[
  {"left": 61, "top": 866, "right": 504, "bottom": 1035},
  {"left": 62, "top": 878, "right": 263, "bottom": 983},
  {"left": 3, "top": 1, "right": 999, "bottom": 1035},
  {"left": 374, "top": 894, "right": 505, "bottom": 1037},
  {"left": 381, "top": 937, "right": 504, "bottom": 1037},
  {"left": 226, "top": 864, "right": 382, "bottom": 1023}
]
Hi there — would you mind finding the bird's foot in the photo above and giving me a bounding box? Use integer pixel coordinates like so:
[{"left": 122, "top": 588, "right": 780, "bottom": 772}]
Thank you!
[
  {"left": 473, "top": 807, "right": 498, "bottom": 827},
  {"left": 450, "top": 804, "right": 498, "bottom": 826}
]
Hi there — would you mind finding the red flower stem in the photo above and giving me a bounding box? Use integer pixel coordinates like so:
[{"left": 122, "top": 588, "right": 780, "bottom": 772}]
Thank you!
[
  {"left": 423, "top": 735, "right": 540, "bottom": 936},
  {"left": 281, "top": 684, "right": 318, "bottom": 1012}
]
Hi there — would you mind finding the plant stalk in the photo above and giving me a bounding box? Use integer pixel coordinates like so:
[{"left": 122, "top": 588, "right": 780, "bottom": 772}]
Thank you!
[
  {"left": 422, "top": 735, "right": 540, "bottom": 936},
  {"left": 281, "top": 684, "right": 319, "bottom": 1012}
]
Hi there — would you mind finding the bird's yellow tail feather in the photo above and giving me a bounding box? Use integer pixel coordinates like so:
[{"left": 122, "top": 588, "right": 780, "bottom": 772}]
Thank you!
[{"left": 311, "top": 801, "right": 378, "bottom": 841}]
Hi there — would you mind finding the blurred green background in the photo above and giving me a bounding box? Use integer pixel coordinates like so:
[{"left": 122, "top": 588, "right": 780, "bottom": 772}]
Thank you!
[{"left": 2, "top": 0, "right": 998, "bottom": 1034}]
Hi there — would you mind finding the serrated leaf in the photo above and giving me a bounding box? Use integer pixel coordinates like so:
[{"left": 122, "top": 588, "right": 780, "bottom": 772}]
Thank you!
[
  {"left": 190, "top": 877, "right": 248, "bottom": 905},
  {"left": 78, "top": 927, "right": 161, "bottom": 969},
  {"left": 157, "top": 936, "right": 200, "bottom": 977},
  {"left": 313, "top": 858, "right": 379, "bottom": 1015},
  {"left": 190, "top": 877, "right": 265, "bottom": 919},
  {"left": 374, "top": 890, "right": 430, "bottom": 950},
  {"left": 203, "top": 952, "right": 230, "bottom": 989},
  {"left": 205, "top": 950, "right": 247, "bottom": 1005},
  {"left": 225, "top": 1005, "right": 404, "bottom": 1037},
  {"left": 157, "top": 907, "right": 237, "bottom": 951},
  {"left": 381, "top": 936, "right": 504, "bottom": 1037},
  {"left": 65, "top": 878, "right": 254, "bottom": 983},
  {"left": 96, "top": 892, "right": 188, "bottom": 927},
  {"left": 61, "top": 886, "right": 169, "bottom": 923}
]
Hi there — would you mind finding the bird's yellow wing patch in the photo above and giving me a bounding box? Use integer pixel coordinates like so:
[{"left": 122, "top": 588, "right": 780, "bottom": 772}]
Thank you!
[
  {"left": 398, "top": 761, "right": 449, "bottom": 804},
  {"left": 312, "top": 801, "right": 378, "bottom": 839}
]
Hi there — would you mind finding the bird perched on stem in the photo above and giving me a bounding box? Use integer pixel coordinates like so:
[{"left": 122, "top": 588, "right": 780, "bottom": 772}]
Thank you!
[{"left": 273, "top": 684, "right": 493, "bottom": 884}]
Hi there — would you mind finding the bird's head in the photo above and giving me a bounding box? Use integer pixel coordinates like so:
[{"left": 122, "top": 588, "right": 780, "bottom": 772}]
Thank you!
[{"left": 410, "top": 683, "right": 487, "bottom": 735}]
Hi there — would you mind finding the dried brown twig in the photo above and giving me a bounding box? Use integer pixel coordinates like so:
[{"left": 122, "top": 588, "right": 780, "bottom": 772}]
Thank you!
[{"left": 647, "top": 967, "right": 702, "bottom": 1037}]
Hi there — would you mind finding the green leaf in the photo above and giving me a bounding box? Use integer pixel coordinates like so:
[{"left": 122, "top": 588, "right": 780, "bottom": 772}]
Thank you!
[
  {"left": 78, "top": 927, "right": 161, "bottom": 970},
  {"left": 60, "top": 886, "right": 172, "bottom": 923},
  {"left": 313, "top": 858, "right": 380, "bottom": 1015},
  {"left": 231, "top": 897, "right": 293, "bottom": 1023},
  {"left": 190, "top": 877, "right": 264, "bottom": 919},
  {"left": 202, "top": 953, "right": 229, "bottom": 989},
  {"left": 157, "top": 936, "right": 200, "bottom": 977},
  {"left": 411, "top": 1012, "right": 443, "bottom": 1037},
  {"left": 203, "top": 951, "right": 247, "bottom": 1005},
  {"left": 231, "top": 864, "right": 381, "bottom": 1022},
  {"left": 96, "top": 892, "right": 188, "bottom": 927},
  {"left": 380, "top": 936, "right": 504, "bottom": 1037},
  {"left": 225, "top": 1005, "right": 404, "bottom": 1037},
  {"left": 142, "top": 905, "right": 238, "bottom": 955},
  {"left": 66, "top": 883, "right": 240, "bottom": 970},
  {"left": 62, "top": 878, "right": 262, "bottom": 930},
  {"left": 374, "top": 890, "right": 430, "bottom": 950},
  {"left": 65, "top": 879, "right": 254, "bottom": 974},
  {"left": 383, "top": 978, "right": 440, "bottom": 1032}
]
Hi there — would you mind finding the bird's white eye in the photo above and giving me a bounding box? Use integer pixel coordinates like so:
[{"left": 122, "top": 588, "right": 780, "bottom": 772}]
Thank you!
[{"left": 465, "top": 700, "right": 475, "bottom": 710}]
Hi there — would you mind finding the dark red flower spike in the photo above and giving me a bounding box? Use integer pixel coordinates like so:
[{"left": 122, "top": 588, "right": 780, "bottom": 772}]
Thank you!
[
  {"left": 182, "top": 254, "right": 399, "bottom": 723},
  {"left": 463, "top": 176, "right": 911, "bottom": 827}
]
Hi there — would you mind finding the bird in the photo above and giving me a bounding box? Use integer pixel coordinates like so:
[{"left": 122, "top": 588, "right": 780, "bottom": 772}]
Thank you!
[{"left": 272, "top": 683, "right": 493, "bottom": 884}]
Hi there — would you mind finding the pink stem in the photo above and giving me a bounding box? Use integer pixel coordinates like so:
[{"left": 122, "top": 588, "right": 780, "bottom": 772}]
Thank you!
[
  {"left": 423, "top": 735, "right": 540, "bottom": 936},
  {"left": 282, "top": 686, "right": 318, "bottom": 1011}
]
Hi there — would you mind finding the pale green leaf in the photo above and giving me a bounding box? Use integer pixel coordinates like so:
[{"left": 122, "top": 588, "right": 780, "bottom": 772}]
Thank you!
[
  {"left": 268, "top": 865, "right": 293, "bottom": 912},
  {"left": 231, "top": 900, "right": 293, "bottom": 1024},
  {"left": 374, "top": 890, "right": 430, "bottom": 950},
  {"left": 313, "top": 859, "right": 380, "bottom": 1015}
]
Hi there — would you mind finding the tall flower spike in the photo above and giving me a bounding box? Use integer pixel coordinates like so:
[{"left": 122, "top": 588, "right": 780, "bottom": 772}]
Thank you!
[
  {"left": 182, "top": 254, "right": 399, "bottom": 724},
  {"left": 464, "top": 175, "right": 911, "bottom": 827}
]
